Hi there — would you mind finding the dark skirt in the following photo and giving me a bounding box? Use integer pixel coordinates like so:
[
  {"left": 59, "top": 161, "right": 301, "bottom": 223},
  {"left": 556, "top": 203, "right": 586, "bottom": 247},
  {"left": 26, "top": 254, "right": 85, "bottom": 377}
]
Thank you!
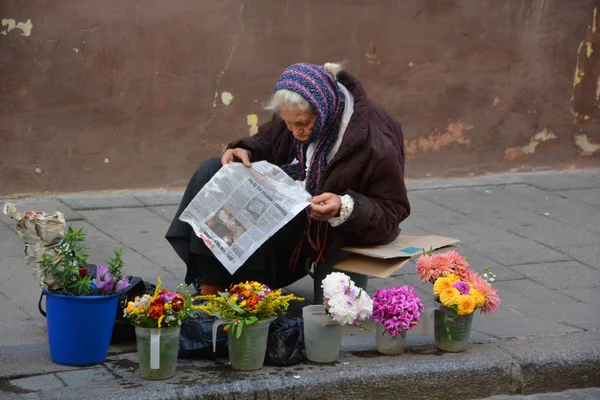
[{"left": 165, "top": 158, "right": 310, "bottom": 289}]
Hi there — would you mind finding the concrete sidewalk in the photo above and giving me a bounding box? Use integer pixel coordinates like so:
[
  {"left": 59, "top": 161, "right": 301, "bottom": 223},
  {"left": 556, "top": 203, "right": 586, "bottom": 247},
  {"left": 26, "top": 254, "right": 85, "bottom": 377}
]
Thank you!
[{"left": 1, "top": 169, "right": 599, "bottom": 399}]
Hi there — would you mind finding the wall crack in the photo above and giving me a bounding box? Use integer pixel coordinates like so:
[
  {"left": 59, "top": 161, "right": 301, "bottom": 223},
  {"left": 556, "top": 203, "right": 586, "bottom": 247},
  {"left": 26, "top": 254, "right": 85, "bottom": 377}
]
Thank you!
[{"left": 212, "top": 0, "right": 246, "bottom": 108}]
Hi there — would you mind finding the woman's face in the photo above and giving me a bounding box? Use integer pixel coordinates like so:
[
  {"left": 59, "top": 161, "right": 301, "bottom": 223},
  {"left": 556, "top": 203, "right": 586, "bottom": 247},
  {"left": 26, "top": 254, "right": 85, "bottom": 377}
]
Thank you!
[{"left": 278, "top": 107, "right": 317, "bottom": 142}]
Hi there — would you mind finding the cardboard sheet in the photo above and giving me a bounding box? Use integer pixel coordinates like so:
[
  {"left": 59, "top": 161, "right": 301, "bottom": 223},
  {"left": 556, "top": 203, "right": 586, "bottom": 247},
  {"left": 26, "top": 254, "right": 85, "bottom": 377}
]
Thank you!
[{"left": 334, "top": 234, "right": 460, "bottom": 279}]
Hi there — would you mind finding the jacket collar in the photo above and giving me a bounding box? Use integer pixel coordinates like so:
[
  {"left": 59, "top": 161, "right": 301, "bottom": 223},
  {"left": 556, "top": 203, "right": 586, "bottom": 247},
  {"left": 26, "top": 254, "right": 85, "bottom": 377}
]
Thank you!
[{"left": 328, "top": 71, "right": 370, "bottom": 164}]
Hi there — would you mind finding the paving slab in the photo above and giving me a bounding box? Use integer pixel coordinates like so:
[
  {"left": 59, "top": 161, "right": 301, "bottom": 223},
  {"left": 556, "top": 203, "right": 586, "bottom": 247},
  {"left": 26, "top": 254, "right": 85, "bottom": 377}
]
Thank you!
[
  {"left": 406, "top": 172, "right": 526, "bottom": 191},
  {"left": 0, "top": 223, "right": 27, "bottom": 258},
  {"left": 147, "top": 205, "right": 178, "bottom": 222},
  {"left": 419, "top": 221, "right": 569, "bottom": 267},
  {"left": 519, "top": 171, "right": 600, "bottom": 191},
  {"left": 471, "top": 306, "right": 581, "bottom": 339},
  {"left": 510, "top": 261, "right": 600, "bottom": 290},
  {"left": 10, "top": 374, "right": 64, "bottom": 392},
  {"left": 58, "top": 193, "right": 144, "bottom": 210},
  {"left": 1, "top": 199, "right": 81, "bottom": 221},
  {"left": 79, "top": 208, "right": 183, "bottom": 277},
  {"left": 54, "top": 367, "right": 114, "bottom": 387},
  {"left": 67, "top": 220, "right": 177, "bottom": 282},
  {"left": 0, "top": 344, "right": 97, "bottom": 380},
  {"left": 413, "top": 186, "right": 531, "bottom": 231},
  {"left": 0, "top": 256, "right": 46, "bottom": 323},
  {"left": 556, "top": 245, "right": 600, "bottom": 271},
  {"left": 133, "top": 191, "right": 183, "bottom": 207},
  {"left": 555, "top": 188, "right": 600, "bottom": 209},
  {"left": 0, "top": 320, "right": 47, "bottom": 348},
  {"left": 417, "top": 186, "right": 600, "bottom": 248},
  {"left": 447, "top": 244, "right": 526, "bottom": 281},
  {"left": 493, "top": 280, "right": 600, "bottom": 331},
  {"left": 473, "top": 185, "right": 600, "bottom": 235},
  {"left": 559, "top": 287, "right": 600, "bottom": 305},
  {"left": 406, "top": 194, "right": 473, "bottom": 228}
]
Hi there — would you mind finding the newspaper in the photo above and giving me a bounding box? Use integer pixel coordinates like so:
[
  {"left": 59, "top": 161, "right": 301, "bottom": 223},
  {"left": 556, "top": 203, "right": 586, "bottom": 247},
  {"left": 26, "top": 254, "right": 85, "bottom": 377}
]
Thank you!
[{"left": 180, "top": 161, "right": 311, "bottom": 275}]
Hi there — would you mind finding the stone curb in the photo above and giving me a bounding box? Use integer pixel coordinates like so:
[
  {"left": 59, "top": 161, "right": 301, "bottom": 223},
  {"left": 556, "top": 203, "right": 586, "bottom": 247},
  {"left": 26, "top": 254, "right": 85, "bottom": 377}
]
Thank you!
[{"left": 5, "top": 330, "right": 599, "bottom": 400}]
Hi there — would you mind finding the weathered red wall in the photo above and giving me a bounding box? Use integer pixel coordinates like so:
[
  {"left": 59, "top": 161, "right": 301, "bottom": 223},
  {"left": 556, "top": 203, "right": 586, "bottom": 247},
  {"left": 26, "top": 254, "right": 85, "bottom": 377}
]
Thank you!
[{"left": 1, "top": 0, "right": 599, "bottom": 196}]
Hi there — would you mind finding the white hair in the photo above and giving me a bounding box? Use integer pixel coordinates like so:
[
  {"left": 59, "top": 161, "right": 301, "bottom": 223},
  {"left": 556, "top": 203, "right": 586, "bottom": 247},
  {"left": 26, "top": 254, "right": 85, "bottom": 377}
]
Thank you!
[{"left": 264, "top": 62, "right": 345, "bottom": 113}]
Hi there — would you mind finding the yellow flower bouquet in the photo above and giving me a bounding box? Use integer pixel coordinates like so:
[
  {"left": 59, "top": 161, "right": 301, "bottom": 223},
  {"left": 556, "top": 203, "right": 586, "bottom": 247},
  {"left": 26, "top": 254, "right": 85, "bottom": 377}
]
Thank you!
[
  {"left": 433, "top": 273, "right": 485, "bottom": 315},
  {"left": 197, "top": 281, "right": 304, "bottom": 338}
]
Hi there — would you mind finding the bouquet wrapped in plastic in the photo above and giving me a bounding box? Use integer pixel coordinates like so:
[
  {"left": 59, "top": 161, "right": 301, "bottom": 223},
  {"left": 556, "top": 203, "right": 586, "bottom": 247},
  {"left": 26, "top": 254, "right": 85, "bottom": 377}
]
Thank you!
[{"left": 3, "top": 202, "right": 65, "bottom": 291}]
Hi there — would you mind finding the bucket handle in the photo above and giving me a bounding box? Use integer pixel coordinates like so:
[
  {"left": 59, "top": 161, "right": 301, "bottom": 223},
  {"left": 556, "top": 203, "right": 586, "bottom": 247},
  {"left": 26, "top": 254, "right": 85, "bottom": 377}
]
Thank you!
[
  {"left": 38, "top": 291, "right": 46, "bottom": 317},
  {"left": 212, "top": 318, "right": 227, "bottom": 353}
]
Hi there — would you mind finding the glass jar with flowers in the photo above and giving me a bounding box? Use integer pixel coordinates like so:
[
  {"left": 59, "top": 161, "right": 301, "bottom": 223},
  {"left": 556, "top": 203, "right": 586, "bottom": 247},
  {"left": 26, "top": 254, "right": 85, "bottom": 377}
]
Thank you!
[
  {"left": 371, "top": 285, "right": 424, "bottom": 355},
  {"left": 416, "top": 249, "right": 501, "bottom": 352},
  {"left": 303, "top": 272, "right": 373, "bottom": 363},
  {"left": 123, "top": 277, "right": 199, "bottom": 379},
  {"left": 197, "top": 281, "right": 304, "bottom": 371}
]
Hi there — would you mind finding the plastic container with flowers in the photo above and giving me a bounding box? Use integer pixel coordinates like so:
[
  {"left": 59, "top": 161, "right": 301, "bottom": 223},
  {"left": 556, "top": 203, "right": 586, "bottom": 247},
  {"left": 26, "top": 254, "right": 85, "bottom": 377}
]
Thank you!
[
  {"left": 416, "top": 249, "right": 501, "bottom": 352},
  {"left": 38, "top": 226, "right": 129, "bottom": 365},
  {"left": 123, "top": 278, "right": 199, "bottom": 379},
  {"left": 371, "top": 285, "right": 424, "bottom": 355},
  {"left": 197, "top": 281, "right": 304, "bottom": 371},
  {"left": 303, "top": 272, "right": 373, "bottom": 363}
]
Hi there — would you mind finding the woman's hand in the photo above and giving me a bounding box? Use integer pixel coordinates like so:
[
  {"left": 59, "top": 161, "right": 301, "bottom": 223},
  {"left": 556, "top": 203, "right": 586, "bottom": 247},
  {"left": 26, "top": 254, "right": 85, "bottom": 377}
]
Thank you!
[
  {"left": 221, "top": 148, "right": 252, "bottom": 167},
  {"left": 308, "top": 193, "right": 342, "bottom": 221}
]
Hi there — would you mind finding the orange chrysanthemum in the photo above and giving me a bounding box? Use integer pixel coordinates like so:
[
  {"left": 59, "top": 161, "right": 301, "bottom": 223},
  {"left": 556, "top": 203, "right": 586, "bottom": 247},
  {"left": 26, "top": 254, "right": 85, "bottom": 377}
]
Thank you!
[
  {"left": 246, "top": 294, "right": 259, "bottom": 311},
  {"left": 149, "top": 305, "right": 164, "bottom": 319}
]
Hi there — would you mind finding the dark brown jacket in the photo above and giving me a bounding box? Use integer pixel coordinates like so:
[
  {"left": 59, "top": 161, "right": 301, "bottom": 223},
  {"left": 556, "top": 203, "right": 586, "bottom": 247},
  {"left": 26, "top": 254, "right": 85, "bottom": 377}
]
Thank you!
[{"left": 229, "top": 71, "right": 410, "bottom": 253}]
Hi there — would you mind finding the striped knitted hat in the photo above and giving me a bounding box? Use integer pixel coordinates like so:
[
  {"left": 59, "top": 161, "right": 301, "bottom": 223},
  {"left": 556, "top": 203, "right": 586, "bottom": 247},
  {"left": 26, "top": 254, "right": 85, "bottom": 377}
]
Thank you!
[{"left": 276, "top": 63, "right": 345, "bottom": 195}]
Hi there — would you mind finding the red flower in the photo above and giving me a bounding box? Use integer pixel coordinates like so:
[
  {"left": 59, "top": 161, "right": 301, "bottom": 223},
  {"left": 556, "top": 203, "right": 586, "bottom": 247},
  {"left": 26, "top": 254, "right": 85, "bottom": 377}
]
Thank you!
[
  {"left": 172, "top": 296, "right": 185, "bottom": 312},
  {"left": 150, "top": 297, "right": 166, "bottom": 308},
  {"left": 78, "top": 264, "right": 88, "bottom": 278}
]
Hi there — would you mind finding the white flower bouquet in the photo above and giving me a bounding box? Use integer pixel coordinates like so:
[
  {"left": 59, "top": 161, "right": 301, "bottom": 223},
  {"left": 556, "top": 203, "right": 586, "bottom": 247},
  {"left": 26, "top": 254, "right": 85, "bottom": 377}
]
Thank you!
[{"left": 321, "top": 272, "right": 373, "bottom": 325}]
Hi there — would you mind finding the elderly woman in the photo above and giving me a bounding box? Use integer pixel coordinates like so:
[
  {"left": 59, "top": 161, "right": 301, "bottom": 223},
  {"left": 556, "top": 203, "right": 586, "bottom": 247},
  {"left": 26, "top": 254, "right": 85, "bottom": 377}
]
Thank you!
[{"left": 166, "top": 62, "right": 410, "bottom": 295}]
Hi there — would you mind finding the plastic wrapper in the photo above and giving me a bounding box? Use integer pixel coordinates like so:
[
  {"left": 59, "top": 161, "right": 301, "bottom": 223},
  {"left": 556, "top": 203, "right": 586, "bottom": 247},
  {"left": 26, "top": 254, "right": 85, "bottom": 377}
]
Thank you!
[
  {"left": 265, "top": 317, "right": 304, "bottom": 366},
  {"left": 3, "top": 202, "right": 65, "bottom": 291}
]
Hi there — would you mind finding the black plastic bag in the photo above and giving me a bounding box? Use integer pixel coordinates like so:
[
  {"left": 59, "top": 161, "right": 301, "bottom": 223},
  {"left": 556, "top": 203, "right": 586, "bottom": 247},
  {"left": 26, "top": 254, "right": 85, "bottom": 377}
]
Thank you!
[
  {"left": 265, "top": 317, "right": 304, "bottom": 366},
  {"left": 178, "top": 311, "right": 228, "bottom": 359}
]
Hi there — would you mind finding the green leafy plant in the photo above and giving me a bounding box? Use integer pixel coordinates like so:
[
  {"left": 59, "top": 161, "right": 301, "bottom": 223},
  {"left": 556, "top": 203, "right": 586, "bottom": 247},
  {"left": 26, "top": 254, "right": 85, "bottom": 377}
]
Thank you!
[
  {"left": 40, "top": 226, "right": 127, "bottom": 296},
  {"left": 41, "top": 226, "right": 91, "bottom": 295}
]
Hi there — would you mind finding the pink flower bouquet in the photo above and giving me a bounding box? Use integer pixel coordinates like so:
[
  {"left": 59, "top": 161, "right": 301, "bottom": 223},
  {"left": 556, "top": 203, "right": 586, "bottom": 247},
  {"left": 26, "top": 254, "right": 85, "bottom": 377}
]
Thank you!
[
  {"left": 416, "top": 249, "right": 500, "bottom": 314},
  {"left": 371, "top": 286, "right": 424, "bottom": 336}
]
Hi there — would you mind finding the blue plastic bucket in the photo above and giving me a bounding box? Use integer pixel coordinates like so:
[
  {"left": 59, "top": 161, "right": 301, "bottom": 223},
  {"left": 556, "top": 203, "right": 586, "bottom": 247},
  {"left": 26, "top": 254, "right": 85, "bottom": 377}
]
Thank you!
[{"left": 44, "top": 291, "right": 121, "bottom": 365}]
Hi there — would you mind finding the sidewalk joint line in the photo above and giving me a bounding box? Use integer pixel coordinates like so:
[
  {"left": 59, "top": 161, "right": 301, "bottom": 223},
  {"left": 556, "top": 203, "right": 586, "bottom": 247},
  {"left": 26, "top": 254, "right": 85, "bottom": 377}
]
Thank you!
[
  {"left": 52, "top": 372, "right": 68, "bottom": 387},
  {"left": 78, "top": 216, "right": 178, "bottom": 280}
]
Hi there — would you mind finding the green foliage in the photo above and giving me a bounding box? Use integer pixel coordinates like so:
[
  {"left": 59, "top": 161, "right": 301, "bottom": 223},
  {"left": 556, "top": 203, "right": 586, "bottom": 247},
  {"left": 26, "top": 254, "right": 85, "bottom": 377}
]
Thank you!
[
  {"left": 108, "top": 249, "right": 124, "bottom": 282},
  {"left": 40, "top": 226, "right": 124, "bottom": 296},
  {"left": 41, "top": 226, "right": 91, "bottom": 295}
]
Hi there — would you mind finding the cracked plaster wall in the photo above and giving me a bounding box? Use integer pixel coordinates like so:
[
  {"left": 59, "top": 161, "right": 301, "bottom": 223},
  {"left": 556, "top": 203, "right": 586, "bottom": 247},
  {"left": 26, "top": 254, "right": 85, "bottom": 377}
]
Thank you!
[{"left": 0, "top": 0, "right": 599, "bottom": 195}]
